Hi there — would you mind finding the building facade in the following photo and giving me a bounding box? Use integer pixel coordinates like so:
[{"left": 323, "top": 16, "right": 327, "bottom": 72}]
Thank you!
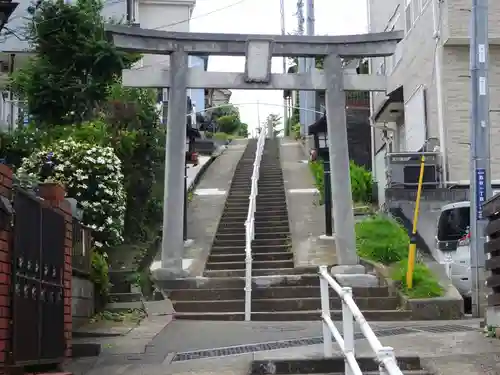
[
  {"left": 0, "top": 0, "right": 197, "bottom": 129},
  {"left": 369, "top": 0, "right": 500, "bottom": 192}
]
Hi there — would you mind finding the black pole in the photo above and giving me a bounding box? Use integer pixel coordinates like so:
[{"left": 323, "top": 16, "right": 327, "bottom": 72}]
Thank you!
[
  {"left": 323, "top": 158, "right": 333, "bottom": 236},
  {"left": 183, "top": 161, "right": 188, "bottom": 242}
]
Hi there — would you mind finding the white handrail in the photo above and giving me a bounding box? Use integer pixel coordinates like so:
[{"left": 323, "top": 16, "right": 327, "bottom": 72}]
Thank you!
[
  {"left": 244, "top": 128, "right": 267, "bottom": 321},
  {"left": 318, "top": 265, "right": 404, "bottom": 375}
]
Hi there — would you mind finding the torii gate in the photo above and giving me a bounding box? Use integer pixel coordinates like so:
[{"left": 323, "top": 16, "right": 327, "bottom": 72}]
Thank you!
[{"left": 105, "top": 25, "right": 403, "bottom": 278}]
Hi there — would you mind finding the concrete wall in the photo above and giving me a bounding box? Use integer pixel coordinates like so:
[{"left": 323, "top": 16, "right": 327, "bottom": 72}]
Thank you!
[
  {"left": 442, "top": 45, "right": 500, "bottom": 181},
  {"left": 72, "top": 275, "right": 95, "bottom": 329}
]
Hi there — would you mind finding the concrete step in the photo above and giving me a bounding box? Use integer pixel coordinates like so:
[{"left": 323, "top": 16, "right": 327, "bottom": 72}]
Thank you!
[
  {"left": 205, "top": 259, "right": 294, "bottom": 270},
  {"left": 174, "top": 309, "right": 412, "bottom": 321},
  {"left": 108, "top": 292, "right": 142, "bottom": 303},
  {"left": 215, "top": 232, "right": 289, "bottom": 241},
  {"left": 159, "top": 274, "right": 320, "bottom": 290},
  {"left": 226, "top": 197, "right": 287, "bottom": 204},
  {"left": 208, "top": 252, "right": 293, "bottom": 262},
  {"left": 225, "top": 199, "right": 286, "bottom": 207},
  {"left": 224, "top": 204, "right": 287, "bottom": 212},
  {"left": 220, "top": 214, "right": 288, "bottom": 222},
  {"left": 229, "top": 188, "right": 285, "bottom": 195},
  {"left": 210, "top": 244, "right": 291, "bottom": 255},
  {"left": 212, "top": 238, "right": 287, "bottom": 247},
  {"left": 204, "top": 267, "right": 296, "bottom": 277},
  {"left": 249, "top": 357, "right": 425, "bottom": 374},
  {"left": 168, "top": 285, "right": 391, "bottom": 301},
  {"left": 216, "top": 224, "right": 289, "bottom": 235},
  {"left": 173, "top": 296, "right": 400, "bottom": 313}
]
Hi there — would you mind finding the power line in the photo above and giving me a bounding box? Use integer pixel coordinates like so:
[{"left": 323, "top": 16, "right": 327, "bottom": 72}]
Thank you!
[{"left": 1, "top": 0, "right": 246, "bottom": 43}]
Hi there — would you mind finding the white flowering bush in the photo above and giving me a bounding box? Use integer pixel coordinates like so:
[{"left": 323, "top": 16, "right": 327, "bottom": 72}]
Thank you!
[{"left": 18, "top": 138, "right": 126, "bottom": 248}]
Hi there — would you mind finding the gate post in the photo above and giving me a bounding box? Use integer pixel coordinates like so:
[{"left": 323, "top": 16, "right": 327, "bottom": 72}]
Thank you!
[
  {"left": 39, "top": 186, "right": 73, "bottom": 359},
  {"left": 159, "top": 50, "right": 189, "bottom": 275},
  {"left": 323, "top": 54, "right": 358, "bottom": 265},
  {"left": 0, "top": 165, "right": 13, "bottom": 369}
]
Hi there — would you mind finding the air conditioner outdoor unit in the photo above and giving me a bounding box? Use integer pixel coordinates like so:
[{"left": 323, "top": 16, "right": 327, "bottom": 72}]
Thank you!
[{"left": 385, "top": 152, "right": 440, "bottom": 188}]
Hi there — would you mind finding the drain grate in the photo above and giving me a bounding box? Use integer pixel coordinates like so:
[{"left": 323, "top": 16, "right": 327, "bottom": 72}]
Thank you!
[
  {"left": 412, "top": 324, "right": 478, "bottom": 334},
  {"left": 171, "top": 327, "right": 415, "bottom": 362}
]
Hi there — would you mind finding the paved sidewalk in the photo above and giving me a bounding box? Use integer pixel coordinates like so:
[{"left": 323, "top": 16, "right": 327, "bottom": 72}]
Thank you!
[
  {"left": 65, "top": 319, "right": 500, "bottom": 375},
  {"left": 279, "top": 138, "right": 337, "bottom": 267}
]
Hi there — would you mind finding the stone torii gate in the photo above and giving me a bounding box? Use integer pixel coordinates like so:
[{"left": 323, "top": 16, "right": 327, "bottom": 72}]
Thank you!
[{"left": 105, "top": 25, "right": 403, "bottom": 278}]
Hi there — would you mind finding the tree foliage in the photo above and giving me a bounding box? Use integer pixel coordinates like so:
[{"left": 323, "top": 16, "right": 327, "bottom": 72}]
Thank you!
[{"left": 9, "top": 0, "right": 138, "bottom": 126}]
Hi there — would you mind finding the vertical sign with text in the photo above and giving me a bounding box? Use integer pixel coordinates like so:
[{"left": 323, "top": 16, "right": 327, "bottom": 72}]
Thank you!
[{"left": 476, "top": 168, "right": 486, "bottom": 220}]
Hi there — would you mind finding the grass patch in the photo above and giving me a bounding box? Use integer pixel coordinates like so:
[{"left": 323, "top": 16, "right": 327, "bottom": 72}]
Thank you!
[{"left": 355, "top": 214, "right": 444, "bottom": 299}]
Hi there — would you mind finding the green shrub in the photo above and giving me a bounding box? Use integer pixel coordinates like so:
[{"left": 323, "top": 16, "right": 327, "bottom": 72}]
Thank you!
[
  {"left": 391, "top": 259, "right": 444, "bottom": 298},
  {"left": 309, "top": 160, "right": 324, "bottom": 203},
  {"left": 18, "top": 138, "right": 126, "bottom": 248},
  {"left": 91, "top": 250, "right": 110, "bottom": 296},
  {"left": 350, "top": 161, "right": 373, "bottom": 203},
  {"left": 309, "top": 160, "right": 373, "bottom": 204},
  {"left": 355, "top": 215, "right": 409, "bottom": 264}
]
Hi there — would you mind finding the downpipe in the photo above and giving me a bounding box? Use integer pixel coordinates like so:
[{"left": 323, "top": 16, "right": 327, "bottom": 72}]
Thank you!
[{"left": 432, "top": 0, "right": 448, "bottom": 184}]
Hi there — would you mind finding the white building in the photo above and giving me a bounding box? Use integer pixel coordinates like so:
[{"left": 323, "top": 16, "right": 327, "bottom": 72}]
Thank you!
[
  {"left": 0, "top": 0, "right": 197, "bottom": 129},
  {"left": 369, "top": 0, "right": 500, "bottom": 199}
]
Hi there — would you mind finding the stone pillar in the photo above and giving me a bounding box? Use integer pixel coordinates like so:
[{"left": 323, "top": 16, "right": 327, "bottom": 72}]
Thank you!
[
  {"left": 159, "top": 50, "right": 189, "bottom": 275},
  {"left": 323, "top": 54, "right": 358, "bottom": 265}
]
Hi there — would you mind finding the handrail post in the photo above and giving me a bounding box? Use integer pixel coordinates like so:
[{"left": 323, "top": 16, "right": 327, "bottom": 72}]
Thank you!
[
  {"left": 244, "top": 246, "right": 252, "bottom": 321},
  {"left": 377, "top": 346, "right": 396, "bottom": 375},
  {"left": 319, "top": 266, "right": 333, "bottom": 357},
  {"left": 342, "top": 287, "right": 354, "bottom": 375}
]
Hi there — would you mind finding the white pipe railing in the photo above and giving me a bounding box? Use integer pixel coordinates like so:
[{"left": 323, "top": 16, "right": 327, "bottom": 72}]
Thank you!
[
  {"left": 319, "top": 266, "right": 404, "bottom": 375},
  {"left": 244, "top": 128, "right": 267, "bottom": 321}
]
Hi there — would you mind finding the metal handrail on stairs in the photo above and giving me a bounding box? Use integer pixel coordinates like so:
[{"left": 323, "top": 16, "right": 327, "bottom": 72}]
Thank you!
[
  {"left": 244, "top": 128, "right": 267, "bottom": 321},
  {"left": 318, "top": 266, "right": 404, "bottom": 375}
]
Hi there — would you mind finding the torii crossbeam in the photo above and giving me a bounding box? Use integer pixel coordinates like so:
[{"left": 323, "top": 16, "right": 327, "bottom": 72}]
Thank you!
[{"left": 105, "top": 24, "right": 403, "bottom": 278}]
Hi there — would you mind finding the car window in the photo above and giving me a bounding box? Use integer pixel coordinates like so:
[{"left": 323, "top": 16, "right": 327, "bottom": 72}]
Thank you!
[{"left": 437, "top": 206, "right": 470, "bottom": 242}]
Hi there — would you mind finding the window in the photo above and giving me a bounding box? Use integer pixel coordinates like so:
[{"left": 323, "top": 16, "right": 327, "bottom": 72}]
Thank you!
[
  {"left": 405, "top": 0, "right": 413, "bottom": 32},
  {"left": 384, "top": 11, "right": 401, "bottom": 74},
  {"left": 437, "top": 207, "right": 470, "bottom": 242}
]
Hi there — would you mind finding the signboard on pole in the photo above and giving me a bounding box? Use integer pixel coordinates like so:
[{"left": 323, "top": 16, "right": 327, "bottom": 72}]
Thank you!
[{"left": 476, "top": 168, "right": 486, "bottom": 219}]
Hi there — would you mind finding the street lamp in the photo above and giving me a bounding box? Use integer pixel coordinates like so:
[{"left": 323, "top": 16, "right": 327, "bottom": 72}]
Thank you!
[{"left": 309, "top": 115, "right": 333, "bottom": 237}]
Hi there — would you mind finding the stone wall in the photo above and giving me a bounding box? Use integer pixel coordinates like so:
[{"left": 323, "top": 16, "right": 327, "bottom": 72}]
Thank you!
[{"left": 72, "top": 275, "right": 95, "bottom": 329}]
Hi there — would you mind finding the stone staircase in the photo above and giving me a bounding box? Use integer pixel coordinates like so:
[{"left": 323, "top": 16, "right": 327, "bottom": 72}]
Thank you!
[{"left": 167, "top": 139, "right": 411, "bottom": 321}]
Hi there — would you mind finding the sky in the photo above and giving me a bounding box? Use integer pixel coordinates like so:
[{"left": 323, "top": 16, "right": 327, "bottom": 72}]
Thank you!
[{"left": 189, "top": 0, "right": 368, "bottom": 136}]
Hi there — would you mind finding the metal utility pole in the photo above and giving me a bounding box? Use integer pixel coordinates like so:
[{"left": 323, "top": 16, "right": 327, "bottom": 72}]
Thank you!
[
  {"left": 296, "top": 0, "right": 306, "bottom": 136},
  {"left": 305, "top": 0, "right": 316, "bottom": 127},
  {"left": 469, "top": 0, "right": 491, "bottom": 318},
  {"left": 280, "top": 0, "right": 288, "bottom": 136}
]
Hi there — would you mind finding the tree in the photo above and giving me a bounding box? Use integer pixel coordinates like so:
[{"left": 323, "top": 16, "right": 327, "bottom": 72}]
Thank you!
[
  {"left": 211, "top": 104, "right": 239, "bottom": 120},
  {"left": 237, "top": 122, "right": 249, "bottom": 138},
  {"left": 10, "top": 0, "right": 137, "bottom": 126},
  {"left": 216, "top": 115, "right": 241, "bottom": 134}
]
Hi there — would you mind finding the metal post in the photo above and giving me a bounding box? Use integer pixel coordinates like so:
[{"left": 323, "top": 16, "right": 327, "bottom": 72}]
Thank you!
[
  {"left": 342, "top": 287, "right": 354, "bottom": 375},
  {"left": 323, "top": 158, "right": 333, "bottom": 236},
  {"left": 296, "top": 0, "right": 306, "bottom": 136},
  {"left": 161, "top": 50, "right": 189, "bottom": 273},
  {"left": 183, "top": 162, "right": 187, "bottom": 242},
  {"left": 323, "top": 54, "right": 358, "bottom": 265},
  {"left": 319, "top": 266, "right": 333, "bottom": 357},
  {"left": 469, "top": 0, "right": 490, "bottom": 317},
  {"left": 280, "top": 0, "right": 288, "bottom": 137},
  {"left": 305, "top": 0, "right": 316, "bottom": 128}
]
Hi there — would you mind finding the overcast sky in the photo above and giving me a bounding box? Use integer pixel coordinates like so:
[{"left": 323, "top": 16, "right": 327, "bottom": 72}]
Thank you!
[{"left": 189, "top": 0, "right": 368, "bottom": 135}]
